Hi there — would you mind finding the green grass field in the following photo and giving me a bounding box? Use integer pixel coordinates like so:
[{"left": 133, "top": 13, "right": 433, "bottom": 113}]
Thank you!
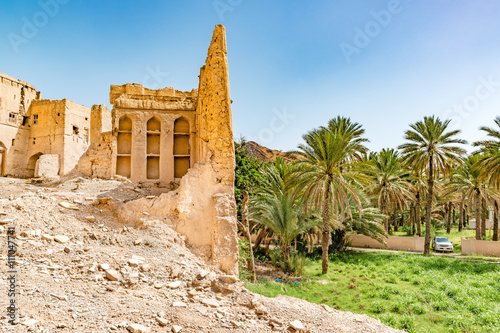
[{"left": 246, "top": 253, "right": 500, "bottom": 333}]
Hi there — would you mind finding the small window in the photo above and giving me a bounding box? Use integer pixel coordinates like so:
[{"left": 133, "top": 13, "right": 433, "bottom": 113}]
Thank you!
[
  {"left": 73, "top": 126, "right": 79, "bottom": 135},
  {"left": 33, "top": 114, "right": 38, "bottom": 124},
  {"left": 12, "top": 139, "right": 15, "bottom": 146},
  {"left": 85, "top": 117, "right": 88, "bottom": 121},
  {"left": 22, "top": 116, "right": 29, "bottom": 126},
  {"left": 57, "top": 113, "right": 60, "bottom": 117},
  {"left": 9, "top": 113, "right": 16, "bottom": 122}
]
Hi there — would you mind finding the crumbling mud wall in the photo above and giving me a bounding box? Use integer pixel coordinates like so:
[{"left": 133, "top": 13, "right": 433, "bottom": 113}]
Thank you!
[
  {"left": 195, "top": 25, "right": 235, "bottom": 187},
  {"left": 76, "top": 132, "right": 114, "bottom": 179},
  {"left": 76, "top": 105, "right": 114, "bottom": 178},
  {"left": 115, "top": 25, "right": 238, "bottom": 274},
  {"left": 0, "top": 72, "right": 41, "bottom": 176}
]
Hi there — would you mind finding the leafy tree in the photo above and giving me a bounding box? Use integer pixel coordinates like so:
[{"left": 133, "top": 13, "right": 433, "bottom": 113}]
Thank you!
[
  {"left": 292, "top": 117, "right": 368, "bottom": 274},
  {"left": 398, "top": 116, "right": 466, "bottom": 255},
  {"left": 364, "top": 148, "right": 412, "bottom": 233},
  {"left": 234, "top": 140, "right": 263, "bottom": 219}
]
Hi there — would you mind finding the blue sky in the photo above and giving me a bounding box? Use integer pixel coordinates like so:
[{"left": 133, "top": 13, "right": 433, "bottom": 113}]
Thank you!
[{"left": 1, "top": 0, "right": 500, "bottom": 152}]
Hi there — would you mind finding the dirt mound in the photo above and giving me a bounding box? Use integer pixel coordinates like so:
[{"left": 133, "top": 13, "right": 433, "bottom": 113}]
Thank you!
[
  {"left": 241, "top": 141, "right": 298, "bottom": 162},
  {"left": 0, "top": 177, "right": 402, "bottom": 332}
]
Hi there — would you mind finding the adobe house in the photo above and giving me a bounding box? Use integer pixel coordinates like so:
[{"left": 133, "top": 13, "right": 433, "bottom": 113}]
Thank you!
[{"left": 0, "top": 72, "right": 92, "bottom": 178}]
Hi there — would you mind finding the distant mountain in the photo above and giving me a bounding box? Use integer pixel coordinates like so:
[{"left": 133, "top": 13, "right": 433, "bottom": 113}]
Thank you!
[{"left": 241, "top": 141, "right": 297, "bottom": 162}]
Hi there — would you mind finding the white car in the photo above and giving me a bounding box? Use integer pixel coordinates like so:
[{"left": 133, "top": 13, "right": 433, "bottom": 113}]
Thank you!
[{"left": 432, "top": 237, "right": 454, "bottom": 252}]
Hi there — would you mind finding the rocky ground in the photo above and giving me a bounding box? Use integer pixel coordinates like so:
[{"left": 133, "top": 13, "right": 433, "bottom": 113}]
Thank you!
[{"left": 0, "top": 176, "right": 403, "bottom": 333}]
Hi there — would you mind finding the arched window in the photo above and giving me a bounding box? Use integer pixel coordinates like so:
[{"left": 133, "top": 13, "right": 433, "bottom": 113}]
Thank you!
[
  {"left": 116, "top": 116, "right": 132, "bottom": 178},
  {"left": 146, "top": 117, "right": 161, "bottom": 179},
  {"left": 173, "top": 117, "right": 190, "bottom": 178}
]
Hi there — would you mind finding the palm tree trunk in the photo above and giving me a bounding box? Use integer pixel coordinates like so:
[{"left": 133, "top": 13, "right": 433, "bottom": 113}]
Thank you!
[
  {"left": 452, "top": 206, "right": 456, "bottom": 230},
  {"left": 382, "top": 200, "right": 389, "bottom": 234},
  {"left": 416, "top": 192, "right": 422, "bottom": 237},
  {"left": 446, "top": 202, "right": 452, "bottom": 234},
  {"left": 410, "top": 202, "right": 415, "bottom": 235},
  {"left": 424, "top": 156, "right": 434, "bottom": 255},
  {"left": 481, "top": 198, "right": 487, "bottom": 238},
  {"left": 321, "top": 180, "right": 332, "bottom": 275},
  {"left": 253, "top": 230, "right": 265, "bottom": 250},
  {"left": 475, "top": 189, "right": 481, "bottom": 240},
  {"left": 399, "top": 213, "right": 404, "bottom": 232},
  {"left": 458, "top": 200, "right": 465, "bottom": 232},
  {"left": 494, "top": 201, "right": 499, "bottom": 241},
  {"left": 393, "top": 211, "right": 398, "bottom": 232}
]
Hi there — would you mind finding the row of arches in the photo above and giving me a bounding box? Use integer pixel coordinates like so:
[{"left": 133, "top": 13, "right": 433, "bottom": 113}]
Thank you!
[{"left": 116, "top": 116, "right": 191, "bottom": 180}]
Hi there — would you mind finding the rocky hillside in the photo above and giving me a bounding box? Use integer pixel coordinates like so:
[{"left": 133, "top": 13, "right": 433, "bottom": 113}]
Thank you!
[
  {"left": 241, "top": 141, "right": 297, "bottom": 162},
  {"left": 0, "top": 176, "right": 402, "bottom": 333}
]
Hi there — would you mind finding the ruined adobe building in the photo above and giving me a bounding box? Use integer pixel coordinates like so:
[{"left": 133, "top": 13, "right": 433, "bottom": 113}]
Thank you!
[
  {"left": 110, "top": 25, "right": 238, "bottom": 274},
  {"left": 0, "top": 72, "right": 98, "bottom": 178},
  {"left": 0, "top": 25, "right": 238, "bottom": 274}
]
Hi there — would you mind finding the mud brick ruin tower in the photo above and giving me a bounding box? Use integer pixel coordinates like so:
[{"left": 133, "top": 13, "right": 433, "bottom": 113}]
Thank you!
[{"left": 0, "top": 25, "right": 238, "bottom": 274}]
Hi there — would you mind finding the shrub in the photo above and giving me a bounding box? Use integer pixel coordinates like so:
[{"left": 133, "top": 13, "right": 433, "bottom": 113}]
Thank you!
[
  {"left": 269, "top": 248, "right": 307, "bottom": 275},
  {"left": 399, "top": 314, "right": 416, "bottom": 332},
  {"left": 390, "top": 302, "right": 401, "bottom": 313},
  {"left": 380, "top": 313, "right": 398, "bottom": 327},
  {"left": 372, "top": 302, "right": 385, "bottom": 314},
  {"left": 409, "top": 303, "right": 426, "bottom": 315}
]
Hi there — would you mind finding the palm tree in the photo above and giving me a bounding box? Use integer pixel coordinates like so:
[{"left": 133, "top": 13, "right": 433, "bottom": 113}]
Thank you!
[
  {"left": 473, "top": 117, "right": 500, "bottom": 187},
  {"left": 346, "top": 206, "right": 387, "bottom": 242},
  {"left": 250, "top": 191, "right": 319, "bottom": 265},
  {"left": 474, "top": 117, "right": 500, "bottom": 241},
  {"left": 327, "top": 116, "right": 369, "bottom": 162},
  {"left": 408, "top": 174, "right": 427, "bottom": 236},
  {"left": 249, "top": 159, "right": 320, "bottom": 271},
  {"left": 365, "top": 148, "right": 412, "bottom": 233},
  {"left": 446, "top": 155, "right": 498, "bottom": 240},
  {"left": 398, "top": 116, "right": 466, "bottom": 255},
  {"left": 293, "top": 118, "right": 368, "bottom": 274}
]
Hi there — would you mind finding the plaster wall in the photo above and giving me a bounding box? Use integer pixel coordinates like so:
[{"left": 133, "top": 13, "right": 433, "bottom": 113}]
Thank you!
[
  {"left": 461, "top": 237, "right": 500, "bottom": 256},
  {"left": 347, "top": 234, "right": 425, "bottom": 252}
]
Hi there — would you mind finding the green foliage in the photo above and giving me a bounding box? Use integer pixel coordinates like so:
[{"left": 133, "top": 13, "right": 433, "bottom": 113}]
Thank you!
[
  {"left": 250, "top": 158, "right": 320, "bottom": 272},
  {"left": 238, "top": 238, "right": 252, "bottom": 281},
  {"left": 246, "top": 252, "right": 500, "bottom": 333},
  {"left": 473, "top": 116, "right": 500, "bottom": 188},
  {"left": 234, "top": 140, "right": 263, "bottom": 218},
  {"left": 269, "top": 248, "right": 307, "bottom": 275}
]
